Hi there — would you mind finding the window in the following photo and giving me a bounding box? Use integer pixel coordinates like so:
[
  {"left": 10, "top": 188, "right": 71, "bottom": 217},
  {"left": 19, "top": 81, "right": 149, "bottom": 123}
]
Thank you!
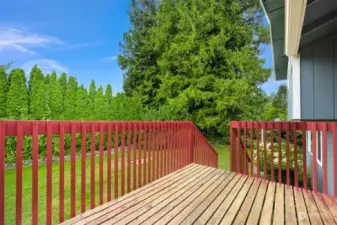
[{"left": 307, "top": 130, "right": 323, "bottom": 166}]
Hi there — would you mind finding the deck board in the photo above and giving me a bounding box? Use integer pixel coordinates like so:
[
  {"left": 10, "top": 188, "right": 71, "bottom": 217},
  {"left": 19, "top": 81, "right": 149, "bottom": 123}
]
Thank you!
[{"left": 60, "top": 163, "right": 337, "bottom": 225}]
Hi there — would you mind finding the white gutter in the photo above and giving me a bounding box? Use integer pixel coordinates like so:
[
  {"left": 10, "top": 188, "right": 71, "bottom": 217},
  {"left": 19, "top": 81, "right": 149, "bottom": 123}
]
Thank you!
[{"left": 285, "top": 0, "right": 307, "bottom": 56}]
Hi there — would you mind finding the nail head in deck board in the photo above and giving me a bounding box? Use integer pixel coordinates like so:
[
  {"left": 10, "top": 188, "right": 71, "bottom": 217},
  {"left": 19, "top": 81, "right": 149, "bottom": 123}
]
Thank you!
[
  {"left": 285, "top": 185, "right": 297, "bottom": 224},
  {"left": 94, "top": 165, "right": 210, "bottom": 224},
  {"left": 181, "top": 173, "right": 236, "bottom": 225},
  {"left": 154, "top": 170, "right": 227, "bottom": 225},
  {"left": 194, "top": 174, "right": 242, "bottom": 225},
  {"left": 120, "top": 167, "right": 218, "bottom": 225},
  {"left": 233, "top": 178, "right": 261, "bottom": 225},
  {"left": 219, "top": 177, "right": 255, "bottom": 224},
  {"left": 302, "top": 190, "right": 323, "bottom": 225},
  {"left": 293, "top": 188, "right": 310, "bottom": 225},
  {"left": 246, "top": 180, "right": 268, "bottom": 225},
  {"left": 207, "top": 175, "right": 249, "bottom": 225},
  {"left": 273, "top": 183, "right": 284, "bottom": 225}
]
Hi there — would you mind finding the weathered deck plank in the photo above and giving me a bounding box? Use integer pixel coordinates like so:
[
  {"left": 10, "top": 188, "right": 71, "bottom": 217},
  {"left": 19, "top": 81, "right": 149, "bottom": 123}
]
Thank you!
[
  {"left": 273, "top": 183, "right": 284, "bottom": 225},
  {"left": 60, "top": 164, "right": 337, "bottom": 225},
  {"left": 293, "top": 188, "right": 310, "bottom": 225}
]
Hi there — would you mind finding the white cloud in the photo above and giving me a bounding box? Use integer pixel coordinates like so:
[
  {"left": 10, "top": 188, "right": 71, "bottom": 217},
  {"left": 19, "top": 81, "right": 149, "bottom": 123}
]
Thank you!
[
  {"left": 53, "top": 40, "right": 103, "bottom": 51},
  {"left": 0, "top": 27, "right": 62, "bottom": 55},
  {"left": 103, "top": 55, "right": 118, "bottom": 62},
  {"left": 21, "top": 59, "right": 69, "bottom": 75}
]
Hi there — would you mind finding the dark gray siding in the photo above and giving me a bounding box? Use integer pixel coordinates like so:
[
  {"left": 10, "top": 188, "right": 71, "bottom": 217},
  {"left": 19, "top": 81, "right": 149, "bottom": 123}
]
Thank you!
[{"left": 300, "top": 36, "right": 337, "bottom": 119}]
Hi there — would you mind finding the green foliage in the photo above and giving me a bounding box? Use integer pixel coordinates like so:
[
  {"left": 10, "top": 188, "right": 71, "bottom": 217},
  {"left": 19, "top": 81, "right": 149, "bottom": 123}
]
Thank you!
[
  {"left": 0, "top": 67, "right": 8, "bottom": 118},
  {"left": 58, "top": 72, "right": 67, "bottom": 114},
  {"left": 119, "top": 0, "right": 271, "bottom": 136},
  {"left": 63, "top": 76, "right": 78, "bottom": 120},
  {"left": 263, "top": 84, "right": 288, "bottom": 121},
  {"left": 29, "top": 66, "right": 48, "bottom": 119},
  {"left": 118, "top": 0, "right": 160, "bottom": 106},
  {"left": 94, "top": 86, "right": 108, "bottom": 120},
  {"left": 47, "top": 72, "right": 62, "bottom": 119},
  {"left": 105, "top": 84, "right": 113, "bottom": 105},
  {"left": 76, "top": 85, "right": 91, "bottom": 120},
  {"left": 6, "top": 69, "right": 28, "bottom": 119},
  {"left": 89, "top": 80, "right": 96, "bottom": 116}
]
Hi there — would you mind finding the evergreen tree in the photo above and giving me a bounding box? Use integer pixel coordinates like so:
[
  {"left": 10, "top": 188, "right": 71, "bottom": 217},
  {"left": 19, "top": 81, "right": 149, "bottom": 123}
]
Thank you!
[
  {"left": 48, "top": 72, "right": 62, "bottom": 119},
  {"left": 89, "top": 80, "right": 96, "bottom": 114},
  {"left": 105, "top": 84, "right": 113, "bottom": 105},
  {"left": 7, "top": 69, "right": 28, "bottom": 119},
  {"left": 63, "top": 76, "right": 78, "bottom": 120},
  {"left": 58, "top": 72, "right": 67, "bottom": 114},
  {"left": 76, "top": 85, "right": 91, "bottom": 120},
  {"left": 0, "top": 67, "right": 8, "bottom": 118},
  {"left": 44, "top": 74, "right": 50, "bottom": 85},
  {"left": 29, "top": 66, "right": 48, "bottom": 120},
  {"left": 94, "top": 86, "right": 108, "bottom": 120},
  {"left": 118, "top": 0, "right": 159, "bottom": 106},
  {"left": 120, "top": 0, "right": 270, "bottom": 135}
]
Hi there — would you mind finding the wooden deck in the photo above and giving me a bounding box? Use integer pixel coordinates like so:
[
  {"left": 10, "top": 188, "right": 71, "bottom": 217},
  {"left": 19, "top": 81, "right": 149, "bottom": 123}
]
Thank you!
[{"left": 61, "top": 164, "right": 337, "bottom": 225}]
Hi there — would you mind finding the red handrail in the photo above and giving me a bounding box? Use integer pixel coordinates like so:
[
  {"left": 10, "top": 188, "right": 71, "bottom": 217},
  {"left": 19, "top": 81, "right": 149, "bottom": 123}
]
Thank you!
[
  {"left": 230, "top": 121, "right": 337, "bottom": 197},
  {"left": 0, "top": 120, "right": 217, "bottom": 225}
]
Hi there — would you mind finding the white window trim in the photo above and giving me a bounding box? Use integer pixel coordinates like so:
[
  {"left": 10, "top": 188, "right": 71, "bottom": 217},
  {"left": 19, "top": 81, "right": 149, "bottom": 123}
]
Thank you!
[{"left": 307, "top": 131, "right": 323, "bottom": 166}]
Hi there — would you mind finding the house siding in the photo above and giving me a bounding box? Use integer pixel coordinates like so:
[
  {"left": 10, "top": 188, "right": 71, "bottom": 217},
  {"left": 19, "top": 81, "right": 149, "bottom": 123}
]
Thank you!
[
  {"left": 300, "top": 35, "right": 337, "bottom": 119},
  {"left": 299, "top": 34, "right": 337, "bottom": 196}
]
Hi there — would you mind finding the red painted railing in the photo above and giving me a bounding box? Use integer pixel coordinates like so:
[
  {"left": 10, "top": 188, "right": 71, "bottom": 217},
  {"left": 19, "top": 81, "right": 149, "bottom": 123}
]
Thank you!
[
  {"left": 0, "top": 120, "right": 217, "bottom": 225},
  {"left": 230, "top": 121, "right": 337, "bottom": 196}
]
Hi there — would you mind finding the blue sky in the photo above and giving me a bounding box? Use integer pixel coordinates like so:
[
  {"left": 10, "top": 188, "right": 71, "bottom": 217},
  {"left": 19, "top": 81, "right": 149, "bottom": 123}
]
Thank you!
[{"left": 0, "top": 0, "right": 285, "bottom": 95}]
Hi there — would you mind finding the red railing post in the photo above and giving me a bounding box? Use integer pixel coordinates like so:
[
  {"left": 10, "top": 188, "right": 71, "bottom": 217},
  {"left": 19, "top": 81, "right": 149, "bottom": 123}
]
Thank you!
[
  {"left": 32, "top": 122, "right": 38, "bottom": 225},
  {"left": 114, "top": 122, "right": 119, "bottom": 199},
  {"left": 0, "top": 122, "right": 4, "bottom": 225},
  {"left": 302, "top": 122, "right": 307, "bottom": 190},
  {"left": 322, "top": 122, "right": 328, "bottom": 194},
  {"left": 133, "top": 122, "right": 137, "bottom": 191},
  {"left": 99, "top": 123, "right": 104, "bottom": 204},
  {"left": 121, "top": 123, "right": 125, "bottom": 196},
  {"left": 90, "top": 122, "right": 96, "bottom": 209},
  {"left": 81, "top": 122, "right": 87, "bottom": 213},
  {"left": 46, "top": 122, "right": 52, "bottom": 225},
  {"left": 270, "top": 122, "right": 274, "bottom": 182},
  {"left": 127, "top": 122, "right": 131, "bottom": 193},
  {"left": 59, "top": 122, "right": 65, "bottom": 222},
  {"left": 256, "top": 122, "right": 260, "bottom": 178},
  {"left": 312, "top": 123, "right": 318, "bottom": 192},
  {"left": 292, "top": 123, "right": 298, "bottom": 188},
  {"left": 333, "top": 122, "right": 337, "bottom": 197},
  {"left": 137, "top": 122, "right": 142, "bottom": 187},
  {"left": 71, "top": 123, "right": 76, "bottom": 218},
  {"left": 16, "top": 122, "right": 23, "bottom": 225},
  {"left": 285, "top": 122, "right": 290, "bottom": 186},
  {"left": 263, "top": 122, "right": 267, "bottom": 180},
  {"left": 107, "top": 123, "right": 112, "bottom": 200},
  {"left": 243, "top": 122, "right": 247, "bottom": 175}
]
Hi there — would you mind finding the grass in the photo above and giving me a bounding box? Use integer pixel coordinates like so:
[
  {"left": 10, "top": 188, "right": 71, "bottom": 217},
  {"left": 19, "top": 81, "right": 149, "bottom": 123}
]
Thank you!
[
  {"left": 213, "top": 144, "right": 230, "bottom": 171},
  {"left": 4, "top": 150, "right": 153, "bottom": 225}
]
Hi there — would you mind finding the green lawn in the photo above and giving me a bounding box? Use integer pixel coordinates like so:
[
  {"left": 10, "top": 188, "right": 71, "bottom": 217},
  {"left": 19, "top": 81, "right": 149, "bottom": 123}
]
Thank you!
[
  {"left": 213, "top": 144, "right": 230, "bottom": 170},
  {"left": 4, "top": 150, "right": 151, "bottom": 225}
]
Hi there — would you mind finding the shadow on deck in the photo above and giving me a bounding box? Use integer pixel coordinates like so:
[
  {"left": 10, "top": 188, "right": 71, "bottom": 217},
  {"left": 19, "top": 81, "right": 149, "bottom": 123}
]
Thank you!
[{"left": 61, "top": 164, "right": 337, "bottom": 225}]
